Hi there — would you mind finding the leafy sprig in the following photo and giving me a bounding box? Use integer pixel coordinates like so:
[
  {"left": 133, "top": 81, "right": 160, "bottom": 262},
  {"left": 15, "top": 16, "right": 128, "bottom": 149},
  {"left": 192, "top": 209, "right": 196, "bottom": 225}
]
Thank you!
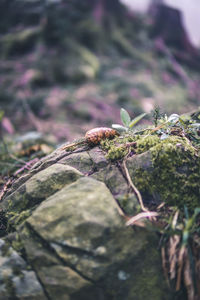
[{"left": 112, "top": 108, "right": 146, "bottom": 133}]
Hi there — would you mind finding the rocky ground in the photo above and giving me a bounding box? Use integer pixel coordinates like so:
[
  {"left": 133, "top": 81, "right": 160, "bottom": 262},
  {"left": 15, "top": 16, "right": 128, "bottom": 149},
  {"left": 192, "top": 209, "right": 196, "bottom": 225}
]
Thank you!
[
  {"left": 0, "top": 141, "right": 172, "bottom": 299},
  {"left": 1, "top": 107, "right": 200, "bottom": 298}
]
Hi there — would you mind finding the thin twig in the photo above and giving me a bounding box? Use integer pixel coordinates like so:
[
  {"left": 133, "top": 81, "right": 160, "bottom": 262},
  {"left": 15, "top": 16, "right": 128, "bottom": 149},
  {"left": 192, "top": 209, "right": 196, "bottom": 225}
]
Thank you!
[{"left": 122, "top": 160, "right": 148, "bottom": 212}]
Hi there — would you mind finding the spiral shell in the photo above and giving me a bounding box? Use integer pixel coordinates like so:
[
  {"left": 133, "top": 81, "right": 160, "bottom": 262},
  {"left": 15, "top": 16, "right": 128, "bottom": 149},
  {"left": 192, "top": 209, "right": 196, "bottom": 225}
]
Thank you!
[{"left": 85, "top": 127, "right": 119, "bottom": 145}]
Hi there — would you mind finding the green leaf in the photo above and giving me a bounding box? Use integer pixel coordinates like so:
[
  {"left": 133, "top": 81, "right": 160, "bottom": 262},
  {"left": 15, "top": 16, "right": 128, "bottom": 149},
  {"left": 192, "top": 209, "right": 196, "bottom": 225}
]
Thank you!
[
  {"left": 120, "top": 108, "right": 131, "bottom": 127},
  {"left": 129, "top": 113, "right": 147, "bottom": 128},
  {"left": 112, "top": 124, "right": 128, "bottom": 132}
]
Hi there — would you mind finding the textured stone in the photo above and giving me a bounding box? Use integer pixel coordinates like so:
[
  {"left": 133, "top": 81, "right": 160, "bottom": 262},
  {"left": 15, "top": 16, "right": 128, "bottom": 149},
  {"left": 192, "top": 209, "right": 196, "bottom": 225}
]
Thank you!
[
  {"left": 2, "top": 164, "right": 83, "bottom": 212},
  {"left": 59, "top": 151, "right": 93, "bottom": 174},
  {"left": 0, "top": 142, "right": 180, "bottom": 299},
  {"left": 0, "top": 239, "right": 47, "bottom": 300},
  {"left": 18, "top": 177, "right": 172, "bottom": 299},
  {"left": 91, "top": 164, "right": 129, "bottom": 196}
]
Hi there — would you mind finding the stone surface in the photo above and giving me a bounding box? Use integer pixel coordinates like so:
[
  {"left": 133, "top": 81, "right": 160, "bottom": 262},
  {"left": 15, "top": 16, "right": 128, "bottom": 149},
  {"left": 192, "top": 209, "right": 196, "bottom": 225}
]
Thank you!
[
  {"left": 0, "top": 144, "right": 180, "bottom": 299},
  {"left": 2, "top": 164, "right": 83, "bottom": 213},
  {"left": 91, "top": 164, "right": 129, "bottom": 196},
  {"left": 0, "top": 239, "right": 47, "bottom": 300},
  {"left": 59, "top": 150, "right": 93, "bottom": 174},
  {"left": 88, "top": 147, "right": 108, "bottom": 169},
  {"left": 17, "top": 177, "right": 172, "bottom": 299}
]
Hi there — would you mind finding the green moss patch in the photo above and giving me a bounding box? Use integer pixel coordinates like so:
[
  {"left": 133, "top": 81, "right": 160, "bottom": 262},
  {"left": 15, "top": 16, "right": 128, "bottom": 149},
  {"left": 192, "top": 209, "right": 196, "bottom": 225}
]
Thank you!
[
  {"left": 135, "top": 136, "right": 200, "bottom": 209},
  {"left": 102, "top": 134, "right": 200, "bottom": 210}
]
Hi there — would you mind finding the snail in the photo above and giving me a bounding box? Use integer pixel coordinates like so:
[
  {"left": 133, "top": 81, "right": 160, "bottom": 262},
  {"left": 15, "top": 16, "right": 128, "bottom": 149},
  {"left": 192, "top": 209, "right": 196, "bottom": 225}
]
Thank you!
[{"left": 61, "top": 127, "right": 119, "bottom": 150}]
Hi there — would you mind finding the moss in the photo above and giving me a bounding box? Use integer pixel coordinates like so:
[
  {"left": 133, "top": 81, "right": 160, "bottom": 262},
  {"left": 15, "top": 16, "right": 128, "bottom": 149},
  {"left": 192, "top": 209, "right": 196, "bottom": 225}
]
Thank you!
[
  {"left": 133, "top": 136, "right": 200, "bottom": 210},
  {"left": 135, "top": 135, "right": 160, "bottom": 153},
  {"left": 12, "top": 233, "right": 24, "bottom": 253},
  {"left": 102, "top": 133, "right": 200, "bottom": 210},
  {"left": 105, "top": 144, "right": 128, "bottom": 161},
  {"left": 100, "top": 134, "right": 139, "bottom": 161},
  {"left": 7, "top": 189, "right": 29, "bottom": 213},
  {"left": 0, "top": 241, "right": 12, "bottom": 257},
  {"left": 6, "top": 209, "right": 31, "bottom": 232},
  {"left": 100, "top": 133, "right": 159, "bottom": 161}
]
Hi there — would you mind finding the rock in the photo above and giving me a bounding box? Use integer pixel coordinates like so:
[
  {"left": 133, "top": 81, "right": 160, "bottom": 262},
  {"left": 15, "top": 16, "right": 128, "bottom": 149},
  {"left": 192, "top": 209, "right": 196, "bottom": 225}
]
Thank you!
[
  {"left": 91, "top": 164, "right": 129, "bottom": 196},
  {"left": 88, "top": 147, "right": 108, "bottom": 169},
  {"left": 60, "top": 148, "right": 129, "bottom": 196},
  {"left": 2, "top": 164, "right": 83, "bottom": 213},
  {"left": 59, "top": 151, "right": 93, "bottom": 174},
  {"left": 18, "top": 177, "right": 171, "bottom": 299},
  {"left": 0, "top": 239, "right": 47, "bottom": 300},
  {"left": 2, "top": 139, "right": 191, "bottom": 299}
]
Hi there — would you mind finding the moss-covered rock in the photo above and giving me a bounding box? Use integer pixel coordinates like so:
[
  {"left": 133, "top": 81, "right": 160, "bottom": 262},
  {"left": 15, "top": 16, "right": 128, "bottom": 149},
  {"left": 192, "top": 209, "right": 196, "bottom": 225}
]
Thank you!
[
  {"left": 130, "top": 136, "right": 200, "bottom": 209},
  {"left": 102, "top": 133, "right": 200, "bottom": 209},
  {"left": 18, "top": 177, "right": 171, "bottom": 300},
  {"left": 2, "top": 163, "right": 83, "bottom": 214},
  {"left": 2, "top": 127, "right": 199, "bottom": 299}
]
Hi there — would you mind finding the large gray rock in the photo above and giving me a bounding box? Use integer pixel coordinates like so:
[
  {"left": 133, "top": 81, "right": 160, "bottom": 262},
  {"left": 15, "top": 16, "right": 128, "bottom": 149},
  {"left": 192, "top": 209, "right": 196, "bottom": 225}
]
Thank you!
[
  {"left": 0, "top": 146, "right": 179, "bottom": 299},
  {"left": 18, "top": 177, "right": 171, "bottom": 300}
]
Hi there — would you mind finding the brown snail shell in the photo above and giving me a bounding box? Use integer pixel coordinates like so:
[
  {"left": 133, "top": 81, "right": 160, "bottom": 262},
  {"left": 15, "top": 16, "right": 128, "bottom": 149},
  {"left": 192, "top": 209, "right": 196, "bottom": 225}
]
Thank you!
[{"left": 85, "top": 127, "right": 119, "bottom": 145}]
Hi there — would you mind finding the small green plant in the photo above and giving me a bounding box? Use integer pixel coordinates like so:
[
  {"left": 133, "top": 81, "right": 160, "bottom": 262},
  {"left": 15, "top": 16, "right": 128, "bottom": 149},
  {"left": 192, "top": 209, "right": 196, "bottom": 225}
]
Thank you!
[
  {"left": 153, "top": 111, "right": 200, "bottom": 145},
  {"left": 152, "top": 105, "right": 163, "bottom": 127},
  {"left": 112, "top": 108, "right": 146, "bottom": 133}
]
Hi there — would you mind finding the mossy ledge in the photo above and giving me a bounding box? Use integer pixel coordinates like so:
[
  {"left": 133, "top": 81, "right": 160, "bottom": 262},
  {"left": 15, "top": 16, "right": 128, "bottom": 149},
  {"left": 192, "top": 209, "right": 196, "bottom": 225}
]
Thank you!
[{"left": 101, "top": 134, "right": 200, "bottom": 210}]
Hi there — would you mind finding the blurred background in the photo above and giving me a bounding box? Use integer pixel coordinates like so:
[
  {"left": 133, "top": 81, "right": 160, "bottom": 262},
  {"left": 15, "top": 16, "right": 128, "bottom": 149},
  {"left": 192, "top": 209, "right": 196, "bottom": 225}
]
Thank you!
[{"left": 1, "top": 0, "right": 200, "bottom": 178}]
